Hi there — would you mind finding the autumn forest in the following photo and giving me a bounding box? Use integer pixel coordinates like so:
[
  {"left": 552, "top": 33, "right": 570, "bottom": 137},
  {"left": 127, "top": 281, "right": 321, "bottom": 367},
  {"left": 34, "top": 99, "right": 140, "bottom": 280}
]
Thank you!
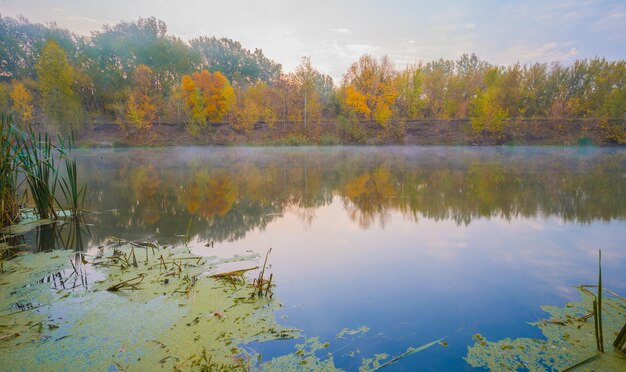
[{"left": 1, "top": 16, "right": 625, "bottom": 144}]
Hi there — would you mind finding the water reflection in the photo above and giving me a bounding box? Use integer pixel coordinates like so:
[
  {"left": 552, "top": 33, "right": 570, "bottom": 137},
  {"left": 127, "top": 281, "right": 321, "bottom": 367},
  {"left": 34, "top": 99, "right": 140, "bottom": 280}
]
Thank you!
[{"left": 76, "top": 147, "right": 625, "bottom": 244}]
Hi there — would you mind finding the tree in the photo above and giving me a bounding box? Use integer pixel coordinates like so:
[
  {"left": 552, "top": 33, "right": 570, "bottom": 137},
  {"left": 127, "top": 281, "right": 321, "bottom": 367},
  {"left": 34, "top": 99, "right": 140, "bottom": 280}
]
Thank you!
[
  {"left": 342, "top": 54, "right": 398, "bottom": 127},
  {"left": 395, "top": 64, "right": 424, "bottom": 119},
  {"left": 35, "top": 39, "right": 81, "bottom": 130},
  {"left": 9, "top": 80, "right": 34, "bottom": 123},
  {"left": 180, "top": 70, "right": 236, "bottom": 134},
  {"left": 289, "top": 57, "right": 331, "bottom": 136},
  {"left": 126, "top": 64, "right": 157, "bottom": 128},
  {"left": 233, "top": 82, "right": 277, "bottom": 132},
  {"left": 190, "top": 36, "right": 282, "bottom": 85},
  {"left": 470, "top": 67, "right": 508, "bottom": 133}
]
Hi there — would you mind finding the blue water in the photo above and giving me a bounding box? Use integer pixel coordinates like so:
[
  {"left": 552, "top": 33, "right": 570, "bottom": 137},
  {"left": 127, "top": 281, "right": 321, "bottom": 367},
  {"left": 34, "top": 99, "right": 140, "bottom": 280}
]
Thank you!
[{"left": 43, "top": 146, "right": 626, "bottom": 370}]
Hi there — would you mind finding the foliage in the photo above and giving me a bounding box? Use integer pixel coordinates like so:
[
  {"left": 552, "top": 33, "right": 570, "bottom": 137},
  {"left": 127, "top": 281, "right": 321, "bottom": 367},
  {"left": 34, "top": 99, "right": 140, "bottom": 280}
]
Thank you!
[
  {"left": 0, "top": 16, "right": 625, "bottom": 142},
  {"left": 233, "top": 82, "right": 277, "bottom": 132},
  {"left": 180, "top": 70, "right": 236, "bottom": 134},
  {"left": 126, "top": 64, "right": 157, "bottom": 129},
  {"left": 190, "top": 36, "right": 282, "bottom": 85},
  {"left": 35, "top": 40, "right": 81, "bottom": 131},
  {"left": 9, "top": 81, "right": 34, "bottom": 123},
  {"left": 470, "top": 67, "right": 509, "bottom": 134},
  {"left": 337, "top": 113, "right": 366, "bottom": 144},
  {"left": 342, "top": 54, "right": 398, "bottom": 127}
]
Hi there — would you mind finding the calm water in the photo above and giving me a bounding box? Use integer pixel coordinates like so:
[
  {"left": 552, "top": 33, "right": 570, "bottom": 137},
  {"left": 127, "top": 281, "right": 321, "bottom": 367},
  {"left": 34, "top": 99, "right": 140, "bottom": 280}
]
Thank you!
[{"left": 25, "top": 146, "right": 626, "bottom": 370}]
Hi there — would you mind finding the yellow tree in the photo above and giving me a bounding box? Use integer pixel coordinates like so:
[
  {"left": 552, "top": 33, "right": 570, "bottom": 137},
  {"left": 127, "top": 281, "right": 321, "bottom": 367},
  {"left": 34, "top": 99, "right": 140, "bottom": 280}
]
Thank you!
[
  {"left": 180, "top": 70, "right": 236, "bottom": 134},
  {"left": 126, "top": 64, "right": 157, "bottom": 129},
  {"left": 233, "top": 82, "right": 277, "bottom": 132},
  {"left": 342, "top": 54, "right": 398, "bottom": 127},
  {"left": 10, "top": 80, "right": 34, "bottom": 124},
  {"left": 35, "top": 39, "right": 81, "bottom": 131}
]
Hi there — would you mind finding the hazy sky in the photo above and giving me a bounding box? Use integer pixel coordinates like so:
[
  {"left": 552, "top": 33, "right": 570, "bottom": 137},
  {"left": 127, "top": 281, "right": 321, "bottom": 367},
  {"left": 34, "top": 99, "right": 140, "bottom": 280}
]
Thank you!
[{"left": 2, "top": 0, "right": 625, "bottom": 82}]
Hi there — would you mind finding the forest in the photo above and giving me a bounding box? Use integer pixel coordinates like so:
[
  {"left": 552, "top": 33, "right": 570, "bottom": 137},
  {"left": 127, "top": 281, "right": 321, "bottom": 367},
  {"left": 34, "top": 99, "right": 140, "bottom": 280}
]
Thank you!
[{"left": 1, "top": 15, "right": 625, "bottom": 142}]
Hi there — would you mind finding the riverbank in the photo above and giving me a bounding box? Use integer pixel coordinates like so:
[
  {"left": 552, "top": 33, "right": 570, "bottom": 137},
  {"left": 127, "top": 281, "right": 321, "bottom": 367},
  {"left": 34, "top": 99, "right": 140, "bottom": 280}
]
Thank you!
[{"left": 70, "top": 118, "right": 625, "bottom": 147}]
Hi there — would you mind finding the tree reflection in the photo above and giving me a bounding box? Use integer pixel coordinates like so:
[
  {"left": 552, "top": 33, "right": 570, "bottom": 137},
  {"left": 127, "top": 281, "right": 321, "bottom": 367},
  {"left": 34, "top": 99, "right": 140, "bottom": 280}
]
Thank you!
[{"left": 79, "top": 148, "right": 626, "bottom": 245}]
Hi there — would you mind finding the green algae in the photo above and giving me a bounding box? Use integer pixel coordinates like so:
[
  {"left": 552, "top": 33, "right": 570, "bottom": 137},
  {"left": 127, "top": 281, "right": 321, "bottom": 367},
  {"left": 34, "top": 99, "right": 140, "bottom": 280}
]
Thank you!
[
  {"left": 359, "top": 353, "right": 389, "bottom": 371},
  {"left": 465, "top": 288, "right": 626, "bottom": 371},
  {"left": 262, "top": 336, "right": 341, "bottom": 371},
  {"left": 0, "top": 241, "right": 299, "bottom": 370},
  {"left": 337, "top": 325, "right": 370, "bottom": 339}
]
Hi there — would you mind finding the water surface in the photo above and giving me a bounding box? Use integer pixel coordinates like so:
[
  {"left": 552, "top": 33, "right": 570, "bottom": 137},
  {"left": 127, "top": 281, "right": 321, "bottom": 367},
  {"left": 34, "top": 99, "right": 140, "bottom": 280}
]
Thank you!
[{"left": 25, "top": 146, "right": 626, "bottom": 370}]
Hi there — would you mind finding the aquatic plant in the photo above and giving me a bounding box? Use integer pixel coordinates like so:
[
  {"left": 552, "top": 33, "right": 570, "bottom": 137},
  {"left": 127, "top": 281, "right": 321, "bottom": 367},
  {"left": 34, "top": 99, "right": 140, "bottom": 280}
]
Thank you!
[
  {"left": 1, "top": 115, "right": 86, "bottom": 227},
  {"left": 252, "top": 248, "right": 274, "bottom": 297},
  {"left": 594, "top": 249, "right": 604, "bottom": 352},
  {"left": 0, "top": 115, "right": 20, "bottom": 227},
  {"left": 465, "top": 251, "right": 626, "bottom": 370},
  {"left": 57, "top": 132, "right": 86, "bottom": 217},
  {"left": 14, "top": 125, "right": 59, "bottom": 220}
]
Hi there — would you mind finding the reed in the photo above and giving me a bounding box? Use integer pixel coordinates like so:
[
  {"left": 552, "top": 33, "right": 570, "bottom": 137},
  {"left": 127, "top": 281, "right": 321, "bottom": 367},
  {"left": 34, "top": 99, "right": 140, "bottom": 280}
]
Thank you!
[
  {"left": 0, "top": 115, "right": 20, "bottom": 227},
  {"left": 614, "top": 322, "right": 626, "bottom": 351},
  {"left": 14, "top": 125, "right": 59, "bottom": 220},
  {"left": 597, "top": 250, "right": 604, "bottom": 352},
  {"left": 58, "top": 132, "right": 86, "bottom": 217}
]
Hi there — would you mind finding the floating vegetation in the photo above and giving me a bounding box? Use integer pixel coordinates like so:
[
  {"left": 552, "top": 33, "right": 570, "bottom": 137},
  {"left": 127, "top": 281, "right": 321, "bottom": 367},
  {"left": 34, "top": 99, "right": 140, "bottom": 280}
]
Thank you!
[
  {"left": 465, "top": 286, "right": 626, "bottom": 371},
  {"left": 0, "top": 240, "right": 300, "bottom": 370},
  {"left": 336, "top": 325, "right": 370, "bottom": 339},
  {"left": 359, "top": 353, "right": 389, "bottom": 371},
  {"left": 262, "top": 337, "right": 340, "bottom": 371}
]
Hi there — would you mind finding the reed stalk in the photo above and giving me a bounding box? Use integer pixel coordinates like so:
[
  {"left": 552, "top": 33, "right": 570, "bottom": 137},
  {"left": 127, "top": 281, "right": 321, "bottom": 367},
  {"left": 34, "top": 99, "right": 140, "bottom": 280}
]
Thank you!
[
  {"left": 58, "top": 132, "right": 86, "bottom": 217},
  {"left": 14, "top": 125, "right": 59, "bottom": 220},
  {"left": 0, "top": 115, "right": 20, "bottom": 227}
]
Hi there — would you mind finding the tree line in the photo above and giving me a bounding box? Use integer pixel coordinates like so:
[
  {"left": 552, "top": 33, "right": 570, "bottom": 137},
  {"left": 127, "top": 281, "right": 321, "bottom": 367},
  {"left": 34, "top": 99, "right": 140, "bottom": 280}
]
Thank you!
[{"left": 1, "top": 15, "right": 625, "bottom": 137}]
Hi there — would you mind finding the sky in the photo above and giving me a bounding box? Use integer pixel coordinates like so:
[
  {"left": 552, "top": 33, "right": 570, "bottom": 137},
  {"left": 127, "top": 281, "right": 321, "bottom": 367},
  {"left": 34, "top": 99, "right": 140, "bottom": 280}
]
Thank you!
[{"left": 1, "top": 0, "right": 625, "bottom": 82}]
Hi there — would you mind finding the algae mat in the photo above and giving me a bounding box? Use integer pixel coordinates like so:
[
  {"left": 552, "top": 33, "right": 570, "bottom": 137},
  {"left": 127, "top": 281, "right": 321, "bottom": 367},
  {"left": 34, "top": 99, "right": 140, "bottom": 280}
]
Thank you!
[
  {"left": 0, "top": 242, "right": 300, "bottom": 370},
  {"left": 465, "top": 287, "right": 626, "bottom": 371}
]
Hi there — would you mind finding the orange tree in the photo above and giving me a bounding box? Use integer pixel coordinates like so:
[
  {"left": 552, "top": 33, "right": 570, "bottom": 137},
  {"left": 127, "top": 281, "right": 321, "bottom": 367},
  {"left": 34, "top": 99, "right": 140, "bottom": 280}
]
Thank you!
[{"left": 180, "top": 70, "right": 236, "bottom": 134}]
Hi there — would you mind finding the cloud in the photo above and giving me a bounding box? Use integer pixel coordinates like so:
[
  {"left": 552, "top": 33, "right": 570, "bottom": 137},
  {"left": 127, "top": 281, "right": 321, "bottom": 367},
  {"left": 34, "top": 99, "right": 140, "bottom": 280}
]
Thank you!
[
  {"left": 330, "top": 28, "right": 350, "bottom": 34},
  {"left": 67, "top": 15, "right": 101, "bottom": 24},
  {"left": 498, "top": 42, "right": 579, "bottom": 64}
]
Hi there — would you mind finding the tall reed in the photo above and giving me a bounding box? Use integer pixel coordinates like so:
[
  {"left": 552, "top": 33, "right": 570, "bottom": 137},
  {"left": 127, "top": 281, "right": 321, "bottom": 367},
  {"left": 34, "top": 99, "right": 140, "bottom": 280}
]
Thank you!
[
  {"left": 0, "top": 115, "right": 20, "bottom": 227},
  {"left": 58, "top": 132, "right": 86, "bottom": 217},
  {"left": 14, "top": 125, "right": 59, "bottom": 220}
]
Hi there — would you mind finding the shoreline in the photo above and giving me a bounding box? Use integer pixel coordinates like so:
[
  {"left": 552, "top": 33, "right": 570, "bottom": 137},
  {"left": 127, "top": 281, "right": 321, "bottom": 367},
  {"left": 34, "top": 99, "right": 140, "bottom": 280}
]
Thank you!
[{"left": 69, "top": 118, "right": 625, "bottom": 147}]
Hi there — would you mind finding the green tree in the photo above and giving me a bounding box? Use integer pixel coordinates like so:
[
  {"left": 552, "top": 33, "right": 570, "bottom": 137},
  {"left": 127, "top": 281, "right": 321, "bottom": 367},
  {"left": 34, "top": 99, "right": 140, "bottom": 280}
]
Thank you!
[
  {"left": 35, "top": 39, "right": 81, "bottom": 130},
  {"left": 470, "top": 67, "right": 508, "bottom": 133},
  {"left": 190, "top": 36, "right": 282, "bottom": 85}
]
